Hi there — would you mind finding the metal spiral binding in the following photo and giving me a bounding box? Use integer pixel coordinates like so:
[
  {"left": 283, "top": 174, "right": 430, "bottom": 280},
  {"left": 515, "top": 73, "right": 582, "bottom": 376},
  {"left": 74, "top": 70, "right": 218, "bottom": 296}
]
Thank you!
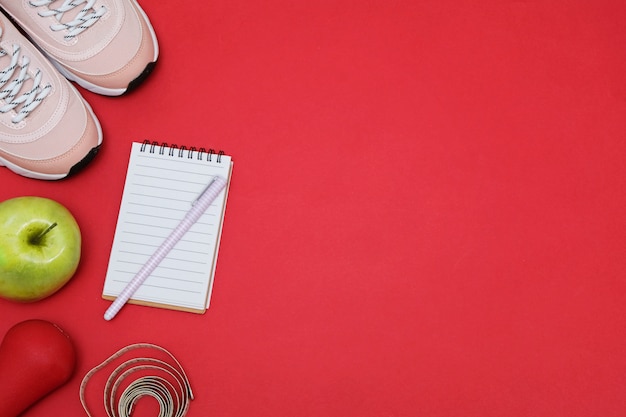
[{"left": 140, "top": 139, "right": 224, "bottom": 163}]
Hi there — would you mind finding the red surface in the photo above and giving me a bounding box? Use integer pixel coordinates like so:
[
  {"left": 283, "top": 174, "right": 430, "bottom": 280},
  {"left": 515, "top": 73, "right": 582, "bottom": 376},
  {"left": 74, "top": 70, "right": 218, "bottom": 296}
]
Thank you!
[{"left": 2, "top": 1, "right": 626, "bottom": 416}]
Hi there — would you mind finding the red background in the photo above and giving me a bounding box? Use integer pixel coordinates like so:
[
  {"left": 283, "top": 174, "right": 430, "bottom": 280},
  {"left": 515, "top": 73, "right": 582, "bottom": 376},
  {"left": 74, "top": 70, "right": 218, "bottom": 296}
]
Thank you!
[{"left": 2, "top": 1, "right": 626, "bottom": 416}]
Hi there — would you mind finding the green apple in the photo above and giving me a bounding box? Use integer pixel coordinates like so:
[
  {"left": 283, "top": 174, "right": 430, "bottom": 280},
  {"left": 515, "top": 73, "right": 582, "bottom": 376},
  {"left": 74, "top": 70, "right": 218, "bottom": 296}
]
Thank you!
[{"left": 0, "top": 196, "right": 81, "bottom": 302}]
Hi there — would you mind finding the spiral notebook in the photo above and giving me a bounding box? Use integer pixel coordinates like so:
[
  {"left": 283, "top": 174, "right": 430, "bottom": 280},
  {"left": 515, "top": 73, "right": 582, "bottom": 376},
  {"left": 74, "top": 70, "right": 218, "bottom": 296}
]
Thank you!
[{"left": 102, "top": 141, "right": 233, "bottom": 314}]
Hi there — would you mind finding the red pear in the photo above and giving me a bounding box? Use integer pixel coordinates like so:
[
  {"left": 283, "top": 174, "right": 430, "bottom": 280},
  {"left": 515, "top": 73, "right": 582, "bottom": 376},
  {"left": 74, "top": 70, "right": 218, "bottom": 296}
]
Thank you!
[{"left": 0, "top": 319, "right": 76, "bottom": 417}]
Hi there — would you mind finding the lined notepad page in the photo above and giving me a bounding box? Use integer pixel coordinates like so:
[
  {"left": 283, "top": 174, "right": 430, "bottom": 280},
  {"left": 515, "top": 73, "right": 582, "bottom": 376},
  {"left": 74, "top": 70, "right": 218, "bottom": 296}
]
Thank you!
[{"left": 102, "top": 142, "right": 232, "bottom": 313}]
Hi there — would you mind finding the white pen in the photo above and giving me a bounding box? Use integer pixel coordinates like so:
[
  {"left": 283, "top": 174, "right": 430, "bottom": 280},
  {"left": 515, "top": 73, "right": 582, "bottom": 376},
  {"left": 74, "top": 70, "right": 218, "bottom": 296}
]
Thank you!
[{"left": 104, "top": 176, "right": 228, "bottom": 320}]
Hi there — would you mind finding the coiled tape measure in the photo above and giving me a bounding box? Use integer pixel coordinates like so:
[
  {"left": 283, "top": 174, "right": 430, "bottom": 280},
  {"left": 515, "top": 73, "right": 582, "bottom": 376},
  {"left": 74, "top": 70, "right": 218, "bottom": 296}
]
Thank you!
[{"left": 80, "top": 343, "right": 193, "bottom": 417}]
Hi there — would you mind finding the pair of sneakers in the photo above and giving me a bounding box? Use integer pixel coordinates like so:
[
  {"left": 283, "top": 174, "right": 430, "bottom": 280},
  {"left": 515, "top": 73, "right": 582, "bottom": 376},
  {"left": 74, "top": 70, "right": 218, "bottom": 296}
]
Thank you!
[{"left": 0, "top": 0, "right": 158, "bottom": 180}]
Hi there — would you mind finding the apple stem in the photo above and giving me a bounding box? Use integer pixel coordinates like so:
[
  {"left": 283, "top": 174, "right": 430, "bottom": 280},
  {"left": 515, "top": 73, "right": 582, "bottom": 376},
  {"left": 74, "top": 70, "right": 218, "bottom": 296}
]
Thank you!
[{"left": 31, "top": 222, "right": 58, "bottom": 244}]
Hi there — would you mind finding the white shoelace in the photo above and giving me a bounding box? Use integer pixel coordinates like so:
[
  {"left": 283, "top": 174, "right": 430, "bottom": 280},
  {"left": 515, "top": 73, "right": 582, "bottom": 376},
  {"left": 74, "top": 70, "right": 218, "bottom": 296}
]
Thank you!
[
  {"left": 0, "top": 30, "right": 52, "bottom": 124},
  {"left": 29, "top": 0, "right": 107, "bottom": 39}
]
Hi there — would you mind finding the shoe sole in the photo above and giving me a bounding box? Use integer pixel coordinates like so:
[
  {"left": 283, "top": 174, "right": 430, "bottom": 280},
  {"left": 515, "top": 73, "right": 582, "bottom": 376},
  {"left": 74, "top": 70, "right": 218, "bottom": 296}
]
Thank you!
[
  {"left": 0, "top": 89, "right": 103, "bottom": 180},
  {"left": 126, "top": 61, "right": 157, "bottom": 95}
]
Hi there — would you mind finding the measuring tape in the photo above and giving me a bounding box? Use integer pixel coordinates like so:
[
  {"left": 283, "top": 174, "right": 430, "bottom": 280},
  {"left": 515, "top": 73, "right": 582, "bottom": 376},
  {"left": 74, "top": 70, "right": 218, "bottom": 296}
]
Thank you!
[{"left": 79, "top": 343, "right": 194, "bottom": 417}]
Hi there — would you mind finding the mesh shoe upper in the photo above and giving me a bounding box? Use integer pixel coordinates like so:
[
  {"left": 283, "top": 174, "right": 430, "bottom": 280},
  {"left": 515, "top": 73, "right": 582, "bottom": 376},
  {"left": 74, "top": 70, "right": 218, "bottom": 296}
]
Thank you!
[
  {"left": 1, "top": 0, "right": 159, "bottom": 95},
  {"left": 0, "top": 13, "right": 102, "bottom": 180}
]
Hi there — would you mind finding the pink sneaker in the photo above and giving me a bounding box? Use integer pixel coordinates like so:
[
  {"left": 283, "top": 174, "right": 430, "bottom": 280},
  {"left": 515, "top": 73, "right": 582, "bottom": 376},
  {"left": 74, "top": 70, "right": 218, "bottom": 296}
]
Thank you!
[
  {"left": 0, "top": 13, "right": 102, "bottom": 180},
  {"left": 0, "top": 0, "right": 159, "bottom": 96}
]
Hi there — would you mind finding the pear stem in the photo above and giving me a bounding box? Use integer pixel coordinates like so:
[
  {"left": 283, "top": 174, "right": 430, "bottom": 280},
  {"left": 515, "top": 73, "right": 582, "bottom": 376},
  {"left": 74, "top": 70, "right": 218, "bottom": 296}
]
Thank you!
[{"left": 31, "top": 222, "right": 58, "bottom": 245}]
